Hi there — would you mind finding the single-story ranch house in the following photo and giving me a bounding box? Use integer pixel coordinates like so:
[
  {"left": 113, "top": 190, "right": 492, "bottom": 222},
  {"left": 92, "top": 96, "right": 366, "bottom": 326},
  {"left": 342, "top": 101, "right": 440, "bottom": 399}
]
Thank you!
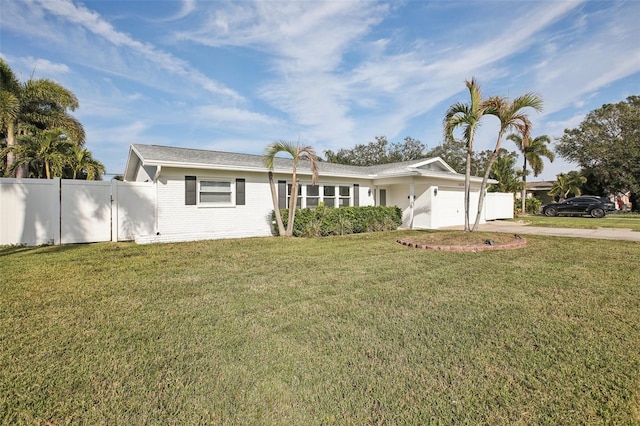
[{"left": 123, "top": 144, "right": 512, "bottom": 244}]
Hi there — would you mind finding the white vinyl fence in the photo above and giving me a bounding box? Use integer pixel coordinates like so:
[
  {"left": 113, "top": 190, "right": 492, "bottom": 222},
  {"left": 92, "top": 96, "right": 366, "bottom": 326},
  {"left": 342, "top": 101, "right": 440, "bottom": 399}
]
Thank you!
[
  {"left": 485, "top": 192, "right": 515, "bottom": 220},
  {"left": 0, "top": 178, "right": 155, "bottom": 246}
]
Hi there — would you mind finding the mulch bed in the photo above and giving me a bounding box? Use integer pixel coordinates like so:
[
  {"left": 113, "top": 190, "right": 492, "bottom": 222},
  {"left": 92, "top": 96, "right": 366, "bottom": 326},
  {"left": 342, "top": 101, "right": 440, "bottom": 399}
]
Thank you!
[{"left": 397, "top": 232, "right": 527, "bottom": 252}]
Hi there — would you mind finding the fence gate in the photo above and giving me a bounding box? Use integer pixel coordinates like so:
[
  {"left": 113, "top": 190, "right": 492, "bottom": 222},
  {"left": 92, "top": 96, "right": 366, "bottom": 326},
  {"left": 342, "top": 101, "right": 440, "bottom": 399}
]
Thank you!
[
  {"left": 0, "top": 178, "right": 156, "bottom": 246},
  {"left": 61, "top": 180, "right": 112, "bottom": 244}
]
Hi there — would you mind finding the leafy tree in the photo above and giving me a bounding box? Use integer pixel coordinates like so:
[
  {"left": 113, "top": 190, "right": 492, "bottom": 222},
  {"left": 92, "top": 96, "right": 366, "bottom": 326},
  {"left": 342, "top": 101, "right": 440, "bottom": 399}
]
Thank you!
[
  {"left": 324, "top": 136, "right": 386, "bottom": 165},
  {"left": 324, "top": 136, "right": 427, "bottom": 166},
  {"left": 548, "top": 171, "right": 587, "bottom": 201},
  {"left": 264, "top": 140, "right": 319, "bottom": 237},
  {"left": 474, "top": 92, "right": 542, "bottom": 230},
  {"left": 0, "top": 58, "right": 85, "bottom": 177},
  {"left": 425, "top": 139, "right": 467, "bottom": 174},
  {"left": 443, "top": 78, "right": 486, "bottom": 231},
  {"left": 555, "top": 95, "right": 640, "bottom": 211},
  {"left": 426, "top": 139, "right": 490, "bottom": 176},
  {"left": 388, "top": 137, "right": 427, "bottom": 163},
  {"left": 507, "top": 133, "right": 554, "bottom": 213}
]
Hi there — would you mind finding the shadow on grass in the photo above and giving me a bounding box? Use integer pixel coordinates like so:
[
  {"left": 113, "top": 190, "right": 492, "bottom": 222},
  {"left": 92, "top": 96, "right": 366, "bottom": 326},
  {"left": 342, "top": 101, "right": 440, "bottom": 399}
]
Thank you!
[{"left": 0, "top": 243, "right": 87, "bottom": 258}]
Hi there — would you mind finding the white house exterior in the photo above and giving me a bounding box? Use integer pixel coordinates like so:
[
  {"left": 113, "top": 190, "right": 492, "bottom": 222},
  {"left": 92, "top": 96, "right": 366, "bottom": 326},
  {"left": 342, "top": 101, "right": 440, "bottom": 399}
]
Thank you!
[{"left": 123, "top": 144, "right": 506, "bottom": 244}]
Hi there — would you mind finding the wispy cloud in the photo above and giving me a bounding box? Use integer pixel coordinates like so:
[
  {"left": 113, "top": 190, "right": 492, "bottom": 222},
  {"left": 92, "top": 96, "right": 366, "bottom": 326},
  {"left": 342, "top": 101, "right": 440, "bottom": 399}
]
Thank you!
[
  {"left": 532, "top": 3, "right": 640, "bottom": 116},
  {"left": 192, "top": 105, "right": 280, "bottom": 128},
  {"left": 175, "top": 1, "right": 389, "bottom": 145},
  {"left": 161, "top": 0, "right": 196, "bottom": 21},
  {"left": 3, "top": 0, "right": 243, "bottom": 102},
  {"left": 5, "top": 56, "right": 72, "bottom": 77},
  {"left": 41, "top": 0, "right": 243, "bottom": 100},
  {"left": 176, "top": 0, "right": 585, "bottom": 150}
]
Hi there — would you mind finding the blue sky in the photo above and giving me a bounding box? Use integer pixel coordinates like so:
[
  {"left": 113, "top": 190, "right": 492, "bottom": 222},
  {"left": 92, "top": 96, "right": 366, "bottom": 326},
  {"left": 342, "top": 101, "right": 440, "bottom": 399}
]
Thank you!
[{"left": 1, "top": 0, "right": 639, "bottom": 180}]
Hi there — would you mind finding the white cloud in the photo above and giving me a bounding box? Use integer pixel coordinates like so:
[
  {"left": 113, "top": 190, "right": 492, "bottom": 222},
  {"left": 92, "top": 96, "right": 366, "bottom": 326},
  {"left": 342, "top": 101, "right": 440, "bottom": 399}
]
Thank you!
[
  {"left": 193, "top": 105, "right": 280, "bottom": 128},
  {"left": 11, "top": 56, "right": 71, "bottom": 76},
  {"left": 3, "top": 0, "right": 243, "bottom": 102},
  {"left": 531, "top": 3, "right": 640, "bottom": 116},
  {"left": 162, "top": 0, "right": 196, "bottom": 21},
  {"left": 174, "top": 0, "right": 388, "bottom": 141},
  {"left": 181, "top": 1, "right": 581, "bottom": 152}
]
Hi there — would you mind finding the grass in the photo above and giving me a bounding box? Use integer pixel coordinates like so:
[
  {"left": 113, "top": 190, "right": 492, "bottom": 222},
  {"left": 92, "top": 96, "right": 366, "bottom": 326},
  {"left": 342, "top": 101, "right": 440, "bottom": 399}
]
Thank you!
[
  {"left": 1, "top": 232, "right": 639, "bottom": 424},
  {"left": 513, "top": 213, "right": 640, "bottom": 232}
]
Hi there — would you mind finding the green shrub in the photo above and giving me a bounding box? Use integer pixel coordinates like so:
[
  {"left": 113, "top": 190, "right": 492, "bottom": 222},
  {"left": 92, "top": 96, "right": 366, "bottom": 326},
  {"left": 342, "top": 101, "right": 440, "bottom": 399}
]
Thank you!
[
  {"left": 526, "top": 197, "right": 543, "bottom": 214},
  {"left": 516, "top": 197, "right": 544, "bottom": 216},
  {"left": 272, "top": 206, "right": 402, "bottom": 237}
]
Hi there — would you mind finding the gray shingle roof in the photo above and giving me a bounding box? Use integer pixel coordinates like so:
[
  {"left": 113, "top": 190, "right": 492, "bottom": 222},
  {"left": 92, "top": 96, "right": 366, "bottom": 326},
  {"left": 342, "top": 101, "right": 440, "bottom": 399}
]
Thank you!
[{"left": 130, "top": 143, "right": 454, "bottom": 178}]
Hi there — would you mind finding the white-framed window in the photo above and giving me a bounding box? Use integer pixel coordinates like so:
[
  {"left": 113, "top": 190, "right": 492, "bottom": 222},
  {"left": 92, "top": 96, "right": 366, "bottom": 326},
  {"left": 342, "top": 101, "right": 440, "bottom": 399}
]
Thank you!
[
  {"left": 306, "top": 185, "right": 320, "bottom": 208},
  {"left": 199, "top": 179, "right": 233, "bottom": 206},
  {"left": 323, "top": 185, "right": 335, "bottom": 207},
  {"left": 287, "top": 183, "right": 302, "bottom": 209},
  {"left": 339, "top": 185, "right": 350, "bottom": 207}
]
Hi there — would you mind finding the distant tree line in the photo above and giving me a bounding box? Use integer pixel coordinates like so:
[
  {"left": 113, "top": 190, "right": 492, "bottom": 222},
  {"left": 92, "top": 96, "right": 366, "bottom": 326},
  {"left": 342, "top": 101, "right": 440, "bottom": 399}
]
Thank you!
[
  {"left": 323, "top": 136, "right": 427, "bottom": 166},
  {"left": 323, "top": 135, "right": 529, "bottom": 194}
]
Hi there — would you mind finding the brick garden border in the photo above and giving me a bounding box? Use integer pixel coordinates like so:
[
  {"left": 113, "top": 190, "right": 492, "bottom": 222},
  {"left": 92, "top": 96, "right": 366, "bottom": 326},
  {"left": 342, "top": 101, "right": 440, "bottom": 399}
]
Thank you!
[{"left": 396, "top": 237, "right": 527, "bottom": 252}]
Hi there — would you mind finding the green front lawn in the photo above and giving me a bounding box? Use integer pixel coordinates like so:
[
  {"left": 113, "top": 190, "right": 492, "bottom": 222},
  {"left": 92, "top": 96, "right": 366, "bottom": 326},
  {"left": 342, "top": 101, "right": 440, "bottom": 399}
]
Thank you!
[
  {"left": 2, "top": 232, "right": 639, "bottom": 424},
  {"left": 514, "top": 214, "right": 640, "bottom": 232}
]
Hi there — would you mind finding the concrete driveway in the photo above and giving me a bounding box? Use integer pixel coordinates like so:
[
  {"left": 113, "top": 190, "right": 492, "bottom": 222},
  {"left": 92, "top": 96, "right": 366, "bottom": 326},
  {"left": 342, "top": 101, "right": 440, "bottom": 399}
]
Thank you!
[{"left": 464, "top": 220, "right": 640, "bottom": 242}]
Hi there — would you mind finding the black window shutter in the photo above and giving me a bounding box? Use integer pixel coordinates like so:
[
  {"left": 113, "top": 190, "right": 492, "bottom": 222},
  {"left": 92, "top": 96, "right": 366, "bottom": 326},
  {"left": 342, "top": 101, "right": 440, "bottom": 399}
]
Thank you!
[
  {"left": 185, "top": 176, "right": 196, "bottom": 205},
  {"left": 236, "top": 179, "right": 246, "bottom": 205},
  {"left": 278, "top": 180, "right": 287, "bottom": 209},
  {"left": 353, "top": 184, "right": 359, "bottom": 207}
]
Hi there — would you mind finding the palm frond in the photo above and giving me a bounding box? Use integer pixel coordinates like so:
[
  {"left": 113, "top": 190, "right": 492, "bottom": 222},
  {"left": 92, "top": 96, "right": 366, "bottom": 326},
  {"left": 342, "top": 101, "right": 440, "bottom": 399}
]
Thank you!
[
  {"left": 512, "top": 92, "right": 543, "bottom": 114},
  {"left": 263, "top": 140, "right": 299, "bottom": 169}
]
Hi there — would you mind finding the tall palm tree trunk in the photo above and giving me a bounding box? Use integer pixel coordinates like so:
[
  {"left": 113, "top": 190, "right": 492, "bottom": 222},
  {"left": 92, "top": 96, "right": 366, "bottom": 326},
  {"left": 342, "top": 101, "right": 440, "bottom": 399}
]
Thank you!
[
  {"left": 473, "top": 129, "right": 505, "bottom": 231},
  {"left": 464, "top": 144, "right": 472, "bottom": 231},
  {"left": 521, "top": 156, "right": 527, "bottom": 214},
  {"left": 286, "top": 170, "right": 299, "bottom": 237},
  {"left": 268, "top": 171, "right": 286, "bottom": 236},
  {"left": 6, "top": 123, "right": 17, "bottom": 176}
]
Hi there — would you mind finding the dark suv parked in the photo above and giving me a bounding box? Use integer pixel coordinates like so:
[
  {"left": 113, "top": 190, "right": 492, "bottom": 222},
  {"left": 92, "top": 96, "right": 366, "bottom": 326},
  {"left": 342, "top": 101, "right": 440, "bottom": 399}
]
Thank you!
[{"left": 542, "top": 196, "right": 616, "bottom": 218}]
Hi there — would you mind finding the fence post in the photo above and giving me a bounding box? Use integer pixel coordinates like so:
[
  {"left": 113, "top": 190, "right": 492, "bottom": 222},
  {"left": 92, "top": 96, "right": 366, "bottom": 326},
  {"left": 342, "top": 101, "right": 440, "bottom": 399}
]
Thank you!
[
  {"left": 53, "top": 177, "right": 62, "bottom": 245},
  {"left": 111, "top": 180, "right": 118, "bottom": 242}
]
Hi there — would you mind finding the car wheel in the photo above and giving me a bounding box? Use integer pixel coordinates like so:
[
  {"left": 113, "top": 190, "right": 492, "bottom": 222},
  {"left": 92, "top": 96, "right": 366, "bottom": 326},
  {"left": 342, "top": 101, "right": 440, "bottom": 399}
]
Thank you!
[
  {"left": 590, "top": 208, "right": 605, "bottom": 218},
  {"left": 544, "top": 207, "right": 557, "bottom": 217}
]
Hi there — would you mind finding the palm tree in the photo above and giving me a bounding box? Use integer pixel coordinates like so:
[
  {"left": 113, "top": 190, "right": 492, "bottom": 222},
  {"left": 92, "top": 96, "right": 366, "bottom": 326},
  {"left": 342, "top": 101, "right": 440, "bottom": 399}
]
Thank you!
[
  {"left": 443, "top": 78, "right": 486, "bottom": 231},
  {"left": 0, "top": 58, "right": 85, "bottom": 177},
  {"left": 474, "top": 93, "right": 543, "bottom": 230},
  {"left": 2, "top": 129, "right": 73, "bottom": 178},
  {"left": 0, "top": 59, "right": 21, "bottom": 175},
  {"left": 507, "top": 133, "right": 555, "bottom": 213},
  {"left": 69, "top": 145, "right": 105, "bottom": 180},
  {"left": 488, "top": 154, "right": 524, "bottom": 193},
  {"left": 548, "top": 171, "right": 587, "bottom": 201},
  {"left": 263, "top": 140, "right": 319, "bottom": 237}
]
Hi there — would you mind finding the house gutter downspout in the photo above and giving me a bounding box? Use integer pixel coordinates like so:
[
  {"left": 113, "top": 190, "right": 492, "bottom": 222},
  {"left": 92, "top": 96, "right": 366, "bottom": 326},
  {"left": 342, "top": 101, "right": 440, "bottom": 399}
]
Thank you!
[{"left": 153, "top": 165, "right": 162, "bottom": 183}]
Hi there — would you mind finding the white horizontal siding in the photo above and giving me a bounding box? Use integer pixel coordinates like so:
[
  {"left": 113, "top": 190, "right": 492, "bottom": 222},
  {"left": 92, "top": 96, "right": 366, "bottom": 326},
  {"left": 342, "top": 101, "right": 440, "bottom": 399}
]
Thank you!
[{"left": 155, "top": 168, "right": 275, "bottom": 240}]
